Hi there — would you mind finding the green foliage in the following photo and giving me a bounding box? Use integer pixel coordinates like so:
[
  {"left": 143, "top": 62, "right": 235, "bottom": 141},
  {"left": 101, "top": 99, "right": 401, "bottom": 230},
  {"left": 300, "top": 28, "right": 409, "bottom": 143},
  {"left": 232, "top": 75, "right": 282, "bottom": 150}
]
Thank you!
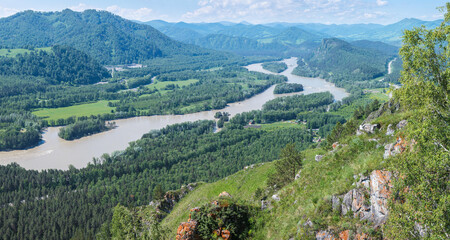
[
  {"left": 190, "top": 198, "right": 257, "bottom": 240},
  {"left": 58, "top": 119, "right": 109, "bottom": 140},
  {"left": 262, "top": 62, "right": 288, "bottom": 73},
  {"left": 108, "top": 205, "right": 167, "bottom": 240},
  {"left": 152, "top": 185, "right": 165, "bottom": 201},
  {"left": 293, "top": 38, "right": 392, "bottom": 92},
  {"left": 0, "top": 45, "right": 110, "bottom": 84},
  {"left": 273, "top": 83, "right": 304, "bottom": 94},
  {"left": 0, "top": 9, "right": 218, "bottom": 64},
  {"left": 385, "top": 4, "right": 450, "bottom": 239},
  {"left": 231, "top": 92, "right": 334, "bottom": 125},
  {"left": 268, "top": 143, "right": 303, "bottom": 188}
]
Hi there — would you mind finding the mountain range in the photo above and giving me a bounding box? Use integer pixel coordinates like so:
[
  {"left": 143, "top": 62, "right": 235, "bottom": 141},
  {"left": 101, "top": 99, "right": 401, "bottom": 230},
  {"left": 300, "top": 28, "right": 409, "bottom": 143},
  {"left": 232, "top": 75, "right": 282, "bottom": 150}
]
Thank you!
[{"left": 0, "top": 9, "right": 215, "bottom": 64}]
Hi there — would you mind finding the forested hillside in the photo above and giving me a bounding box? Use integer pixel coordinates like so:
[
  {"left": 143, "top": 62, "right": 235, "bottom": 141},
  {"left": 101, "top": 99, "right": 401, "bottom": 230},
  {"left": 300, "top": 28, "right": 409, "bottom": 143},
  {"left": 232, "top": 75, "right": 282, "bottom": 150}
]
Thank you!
[
  {"left": 0, "top": 9, "right": 215, "bottom": 64},
  {"left": 0, "top": 45, "right": 110, "bottom": 84},
  {"left": 293, "top": 38, "right": 395, "bottom": 92}
]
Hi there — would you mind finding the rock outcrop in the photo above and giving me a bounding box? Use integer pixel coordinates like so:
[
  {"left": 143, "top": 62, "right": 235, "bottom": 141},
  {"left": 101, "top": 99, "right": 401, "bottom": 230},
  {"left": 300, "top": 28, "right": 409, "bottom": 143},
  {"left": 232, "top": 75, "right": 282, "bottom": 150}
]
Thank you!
[
  {"left": 176, "top": 220, "right": 200, "bottom": 240},
  {"left": 334, "top": 170, "right": 392, "bottom": 225},
  {"left": 383, "top": 137, "right": 408, "bottom": 159},
  {"left": 315, "top": 230, "right": 372, "bottom": 240},
  {"left": 316, "top": 230, "right": 337, "bottom": 240},
  {"left": 176, "top": 192, "right": 238, "bottom": 240},
  {"left": 151, "top": 183, "right": 198, "bottom": 215},
  {"left": 385, "top": 124, "right": 394, "bottom": 136},
  {"left": 315, "top": 155, "right": 324, "bottom": 162},
  {"left": 358, "top": 123, "right": 380, "bottom": 134},
  {"left": 370, "top": 170, "right": 392, "bottom": 226},
  {"left": 396, "top": 120, "right": 407, "bottom": 129}
]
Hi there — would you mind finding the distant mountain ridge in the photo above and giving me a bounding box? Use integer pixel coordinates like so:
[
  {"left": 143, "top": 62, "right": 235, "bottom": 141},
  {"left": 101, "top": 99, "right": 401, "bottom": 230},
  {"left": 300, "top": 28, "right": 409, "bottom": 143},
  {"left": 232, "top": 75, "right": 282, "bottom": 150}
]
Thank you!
[
  {"left": 0, "top": 9, "right": 213, "bottom": 64},
  {"left": 145, "top": 18, "right": 442, "bottom": 47}
]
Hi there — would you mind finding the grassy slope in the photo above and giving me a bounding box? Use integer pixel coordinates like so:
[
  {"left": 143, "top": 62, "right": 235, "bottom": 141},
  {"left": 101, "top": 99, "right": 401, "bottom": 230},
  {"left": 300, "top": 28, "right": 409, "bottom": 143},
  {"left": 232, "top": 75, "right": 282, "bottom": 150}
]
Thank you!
[
  {"left": 162, "top": 109, "right": 408, "bottom": 239},
  {"left": 0, "top": 47, "right": 51, "bottom": 57},
  {"left": 33, "top": 100, "right": 116, "bottom": 121},
  {"left": 161, "top": 161, "right": 275, "bottom": 234}
]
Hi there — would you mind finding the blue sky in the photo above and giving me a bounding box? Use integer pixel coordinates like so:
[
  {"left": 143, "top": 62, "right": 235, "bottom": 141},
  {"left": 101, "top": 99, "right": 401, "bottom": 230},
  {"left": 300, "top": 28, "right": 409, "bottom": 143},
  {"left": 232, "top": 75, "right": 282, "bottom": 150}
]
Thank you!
[{"left": 0, "top": 0, "right": 446, "bottom": 24}]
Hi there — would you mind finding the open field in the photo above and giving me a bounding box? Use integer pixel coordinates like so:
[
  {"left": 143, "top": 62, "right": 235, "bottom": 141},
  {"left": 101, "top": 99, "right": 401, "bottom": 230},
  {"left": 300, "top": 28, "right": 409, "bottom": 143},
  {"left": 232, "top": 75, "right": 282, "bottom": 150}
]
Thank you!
[
  {"left": 33, "top": 100, "right": 116, "bottom": 121},
  {"left": 0, "top": 47, "right": 51, "bottom": 57}
]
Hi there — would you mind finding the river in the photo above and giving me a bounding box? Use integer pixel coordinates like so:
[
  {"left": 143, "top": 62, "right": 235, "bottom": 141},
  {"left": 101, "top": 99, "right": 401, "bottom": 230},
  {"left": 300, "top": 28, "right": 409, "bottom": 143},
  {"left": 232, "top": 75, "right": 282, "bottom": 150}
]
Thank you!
[{"left": 0, "top": 57, "right": 348, "bottom": 170}]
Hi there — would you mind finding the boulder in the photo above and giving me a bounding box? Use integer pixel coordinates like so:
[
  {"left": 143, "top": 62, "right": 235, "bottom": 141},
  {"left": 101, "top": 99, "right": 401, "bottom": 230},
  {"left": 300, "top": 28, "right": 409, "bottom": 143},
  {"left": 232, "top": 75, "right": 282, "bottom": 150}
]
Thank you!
[
  {"left": 315, "top": 155, "right": 324, "bottom": 162},
  {"left": 385, "top": 124, "right": 394, "bottom": 136},
  {"left": 316, "top": 230, "right": 337, "bottom": 240},
  {"left": 359, "top": 123, "right": 380, "bottom": 134},
  {"left": 384, "top": 137, "right": 408, "bottom": 159},
  {"left": 396, "top": 120, "right": 407, "bottom": 129},
  {"left": 154, "top": 183, "right": 198, "bottom": 214},
  {"left": 339, "top": 230, "right": 350, "bottom": 240},
  {"left": 370, "top": 170, "right": 392, "bottom": 226},
  {"left": 176, "top": 220, "right": 200, "bottom": 240},
  {"left": 218, "top": 191, "right": 232, "bottom": 198}
]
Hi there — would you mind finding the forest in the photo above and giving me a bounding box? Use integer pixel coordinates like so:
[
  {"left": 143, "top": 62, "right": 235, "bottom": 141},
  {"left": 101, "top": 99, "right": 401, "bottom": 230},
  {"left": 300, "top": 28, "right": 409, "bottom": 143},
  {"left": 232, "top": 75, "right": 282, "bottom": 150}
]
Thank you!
[
  {"left": 58, "top": 119, "right": 113, "bottom": 140},
  {"left": 273, "top": 83, "right": 304, "bottom": 94},
  {"left": 262, "top": 61, "right": 288, "bottom": 73},
  {"left": 292, "top": 38, "right": 396, "bottom": 92}
]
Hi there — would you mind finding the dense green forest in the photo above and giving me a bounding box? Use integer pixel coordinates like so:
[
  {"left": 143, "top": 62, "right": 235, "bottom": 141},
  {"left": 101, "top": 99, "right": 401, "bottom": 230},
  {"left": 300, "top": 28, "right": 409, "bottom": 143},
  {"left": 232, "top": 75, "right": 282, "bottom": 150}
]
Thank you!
[
  {"left": 0, "top": 45, "right": 110, "bottom": 84},
  {"left": 273, "top": 83, "right": 303, "bottom": 94},
  {"left": 292, "top": 38, "right": 395, "bottom": 92},
  {"left": 58, "top": 119, "right": 112, "bottom": 140},
  {"left": 262, "top": 61, "right": 288, "bottom": 73},
  {"left": 0, "top": 9, "right": 218, "bottom": 64}
]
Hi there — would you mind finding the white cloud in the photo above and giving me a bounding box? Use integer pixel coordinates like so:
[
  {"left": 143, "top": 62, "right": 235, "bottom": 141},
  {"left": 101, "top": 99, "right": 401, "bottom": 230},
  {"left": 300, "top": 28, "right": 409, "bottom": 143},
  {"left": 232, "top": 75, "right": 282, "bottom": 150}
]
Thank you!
[
  {"left": 106, "top": 5, "right": 153, "bottom": 22},
  {"left": 0, "top": 6, "right": 19, "bottom": 18},
  {"left": 182, "top": 0, "right": 384, "bottom": 23},
  {"left": 376, "top": 0, "right": 388, "bottom": 7},
  {"left": 68, "top": 3, "right": 154, "bottom": 22},
  {"left": 69, "top": 3, "right": 95, "bottom": 12}
]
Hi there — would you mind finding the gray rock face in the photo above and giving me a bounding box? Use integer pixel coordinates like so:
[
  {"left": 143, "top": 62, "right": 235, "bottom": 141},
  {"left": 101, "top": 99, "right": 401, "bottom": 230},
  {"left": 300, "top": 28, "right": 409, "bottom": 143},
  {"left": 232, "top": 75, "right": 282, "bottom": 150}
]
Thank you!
[
  {"left": 396, "top": 120, "right": 408, "bottom": 129},
  {"left": 152, "top": 183, "right": 198, "bottom": 214},
  {"left": 386, "top": 124, "right": 395, "bottom": 136},
  {"left": 332, "top": 195, "right": 341, "bottom": 211},
  {"left": 370, "top": 170, "right": 392, "bottom": 226},
  {"left": 359, "top": 123, "right": 380, "bottom": 134},
  {"left": 356, "top": 174, "right": 370, "bottom": 189},
  {"left": 336, "top": 170, "right": 392, "bottom": 226},
  {"left": 342, "top": 190, "right": 353, "bottom": 216},
  {"left": 316, "top": 230, "right": 334, "bottom": 240},
  {"left": 384, "top": 137, "right": 406, "bottom": 159},
  {"left": 383, "top": 143, "right": 395, "bottom": 159},
  {"left": 315, "top": 155, "right": 324, "bottom": 162}
]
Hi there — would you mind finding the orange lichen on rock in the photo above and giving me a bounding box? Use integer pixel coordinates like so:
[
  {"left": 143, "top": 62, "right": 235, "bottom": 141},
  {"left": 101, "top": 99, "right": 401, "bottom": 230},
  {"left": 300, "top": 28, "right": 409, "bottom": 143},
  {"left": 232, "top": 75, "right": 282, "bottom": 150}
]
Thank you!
[
  {"left": 339, "top": 230, "right": 350, "bottom": 240},
  {"left": 176, "top": 220, "right": 200, "bottom": 240},
  {"left": 355, "top": 232, "right": 370, "bottom": 240}
]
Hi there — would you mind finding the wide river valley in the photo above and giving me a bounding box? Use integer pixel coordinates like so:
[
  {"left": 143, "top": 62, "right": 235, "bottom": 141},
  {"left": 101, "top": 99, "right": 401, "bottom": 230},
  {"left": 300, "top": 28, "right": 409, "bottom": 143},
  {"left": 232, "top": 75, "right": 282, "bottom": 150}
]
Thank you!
[{"left": 0, "top": 57, "right": 348, "bottom": 170}]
